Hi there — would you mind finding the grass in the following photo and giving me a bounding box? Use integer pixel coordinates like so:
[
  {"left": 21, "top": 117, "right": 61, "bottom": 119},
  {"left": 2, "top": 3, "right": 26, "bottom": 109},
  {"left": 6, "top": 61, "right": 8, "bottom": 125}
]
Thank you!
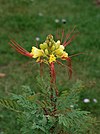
[{"left": 0, "top": 0, "right": 100, "bottom": 133}]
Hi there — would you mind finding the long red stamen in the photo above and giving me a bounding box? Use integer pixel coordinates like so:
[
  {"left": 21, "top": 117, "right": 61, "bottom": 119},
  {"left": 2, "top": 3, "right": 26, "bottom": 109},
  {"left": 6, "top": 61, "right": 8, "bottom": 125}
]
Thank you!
[
  {"left": 61, "top": 57, "right": 72, "bottom": 79},
  {"left": 62, "top": 26, "right": 79, "bottom": 47},
  {"left": 9, "top": 42, "right": 27, "bottom": 55},
  {"left": 62, "top": 26, "right": 75, "bottom": 45},
  {"left": 69, "top": 52, "right": 85, "bottom": 58},
  {"left": 63, "top": 33, "right": 79, "bottom": 47},
  {"left": 57, "top": 59, "right": 72, "bottom": 79},
  {"left": 9, "top": 40, "right": 33, "bottom": 58},
  {"left": 56, "top": 29, "right": 65, "bottom": 44},
  {"left": 10, "top": 40, "right": 28, "bottom": 52},
  {"left": 56, "top": 60, "right": 65, "bottom": 66}
]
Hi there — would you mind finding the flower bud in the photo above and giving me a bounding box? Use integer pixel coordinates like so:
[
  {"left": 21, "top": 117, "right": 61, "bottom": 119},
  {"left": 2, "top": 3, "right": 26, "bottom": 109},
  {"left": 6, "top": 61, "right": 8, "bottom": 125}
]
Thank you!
[
  {"left": 45, "top": 49, "right": 49, "bottom": 55},
  {"left": 55, "top": 40, "right": 60, "bottom": 49},
  {"left": 49, "top": 42, "right": 52, "bottom": 47},
  {"left": 40, "top": 43, "right": 48, "bottom": 50},
  {"left": 51, "top": 45, "right": 55, "bottom": 51},
  {"left": 56, "top": 40, "right": 60, "bottom": 45},
  {"left": 54, "top": 49, "right": 63, "bottom": 56},
  {"left": 59, "top": 45, "right": 64, "bottom": 50},
  {"left": 47, "top": 34, "right": 53, "bottom": 41}
]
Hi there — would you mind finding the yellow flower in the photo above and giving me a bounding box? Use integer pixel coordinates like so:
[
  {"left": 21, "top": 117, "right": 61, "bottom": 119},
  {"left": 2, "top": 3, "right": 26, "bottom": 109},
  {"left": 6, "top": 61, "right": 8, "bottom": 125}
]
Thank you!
[
  {"left": 61, "top": 51, "right": 68, "bottom": 59},
  {"left": 49, "top": 54, "right": 56, "bottom": 63},
  {"left": 31, "top": 47, "right": 44, "bottom": 58},
  {"left": 54, "top": 45, "right": 65, "bottom": 57}
]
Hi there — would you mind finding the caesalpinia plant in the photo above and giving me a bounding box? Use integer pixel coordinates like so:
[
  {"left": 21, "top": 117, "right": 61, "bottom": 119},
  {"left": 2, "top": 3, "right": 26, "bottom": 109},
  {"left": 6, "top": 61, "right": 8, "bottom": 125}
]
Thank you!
[
  {"left": 9, "top": 27, "right": 79, "bottom": 96},
  {"left": 0, "top": 27, "right": 96, "bottom": 134}
]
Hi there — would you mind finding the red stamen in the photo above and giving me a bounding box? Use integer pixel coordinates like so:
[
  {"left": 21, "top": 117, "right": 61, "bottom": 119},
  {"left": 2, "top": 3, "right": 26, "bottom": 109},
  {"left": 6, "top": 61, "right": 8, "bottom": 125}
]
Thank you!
[
  {"left": 9, "top": 42, "right": 27, "bottom": 55},
  {"left": 9, "top": 40, "right": 33, "bottom": 58},
  {"left": 61, "top": 57, "right": 72, "bottom": 79},
  {"left": 62, "top": 26, "right": 79, "bottom": 47},
  {"left": 10, "top": 40, "right": 28, "bottom": 53},
  {"left": 62, "top": 26, "right": 75, "bottom": 45},
  {"left": 69, "top": 52, "right": 85, "bottom": 58},
  {"left": 56, "top": 60, "right": 65, "bottom": 67},
  {"left": 56, "top": 29, "right": 60, "bottom": 40},
  {"left": 63, "top": 33, "right": 79, "bottom": 47}
]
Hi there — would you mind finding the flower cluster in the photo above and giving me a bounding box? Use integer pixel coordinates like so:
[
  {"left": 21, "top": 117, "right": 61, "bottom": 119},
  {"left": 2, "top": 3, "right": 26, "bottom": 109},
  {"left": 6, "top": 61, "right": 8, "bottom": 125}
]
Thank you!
[
  {"left": 30, "top": 34, "right": 68, "bottom": 64},
  {"left": 9, "top": 27, "right": 78, "bottom": 84}
]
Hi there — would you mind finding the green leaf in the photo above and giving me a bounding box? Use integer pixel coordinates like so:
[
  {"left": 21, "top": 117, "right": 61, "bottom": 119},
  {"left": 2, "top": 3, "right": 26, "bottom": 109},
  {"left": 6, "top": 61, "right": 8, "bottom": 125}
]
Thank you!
[{"left": 0, "top": 99, "right": 22, "bottom": 113}]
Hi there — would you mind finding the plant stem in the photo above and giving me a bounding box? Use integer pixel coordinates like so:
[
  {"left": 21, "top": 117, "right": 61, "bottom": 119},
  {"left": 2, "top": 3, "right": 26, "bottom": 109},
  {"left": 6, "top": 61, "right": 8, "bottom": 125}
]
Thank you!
[
  {"left": 49, "top": 62, "right": 59, "bottom": 96},
  {"left": 49, "top": 62, "right": 59, "bottom": 113}
]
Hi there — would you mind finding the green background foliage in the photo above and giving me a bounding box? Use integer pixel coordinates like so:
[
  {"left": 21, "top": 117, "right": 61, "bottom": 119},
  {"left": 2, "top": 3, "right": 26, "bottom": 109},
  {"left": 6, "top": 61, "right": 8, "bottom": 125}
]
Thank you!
[{"left": 0, "top": 0, "right": 100, "bottom": 133}]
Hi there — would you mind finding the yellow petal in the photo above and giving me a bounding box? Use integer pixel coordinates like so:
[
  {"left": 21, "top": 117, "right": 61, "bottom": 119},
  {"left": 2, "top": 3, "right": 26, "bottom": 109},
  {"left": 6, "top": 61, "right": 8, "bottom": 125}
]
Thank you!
[
  {"left": 54, "top": 48, "right": 63, "bottom": 56},
  {"left": 36, "top": 57, "right": 40, "bottom": 62},
  {"left": 61, "top": 51, "right": 68, "bottom": 59},
  {"left": 49, "top": 54, "right": 56, "bottom": 63},
  {"left": 59, "top": 45, "right": 64, "bottom": 50},
  {"left": 31, "top": 47, "right": 44, "bottom": 58}
]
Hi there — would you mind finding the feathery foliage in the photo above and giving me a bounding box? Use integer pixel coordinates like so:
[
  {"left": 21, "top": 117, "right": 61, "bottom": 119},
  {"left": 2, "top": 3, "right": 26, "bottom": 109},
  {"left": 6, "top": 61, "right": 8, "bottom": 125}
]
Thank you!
[{"left": 0, "top": 78, "right": 96, "bottom": 134}]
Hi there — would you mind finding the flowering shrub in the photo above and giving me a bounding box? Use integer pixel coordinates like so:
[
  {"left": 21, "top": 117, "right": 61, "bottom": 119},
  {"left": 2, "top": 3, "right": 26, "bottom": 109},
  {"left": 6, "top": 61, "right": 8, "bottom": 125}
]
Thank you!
[{"left": 0, "top": 27, "right": 96, "bottom": 134}]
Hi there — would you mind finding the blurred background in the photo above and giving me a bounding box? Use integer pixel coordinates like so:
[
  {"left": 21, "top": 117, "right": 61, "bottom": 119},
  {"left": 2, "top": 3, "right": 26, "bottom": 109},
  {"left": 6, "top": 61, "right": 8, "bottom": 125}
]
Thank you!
[{"left": 0, "top": 0, "right": 100, "bottom": 133}]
